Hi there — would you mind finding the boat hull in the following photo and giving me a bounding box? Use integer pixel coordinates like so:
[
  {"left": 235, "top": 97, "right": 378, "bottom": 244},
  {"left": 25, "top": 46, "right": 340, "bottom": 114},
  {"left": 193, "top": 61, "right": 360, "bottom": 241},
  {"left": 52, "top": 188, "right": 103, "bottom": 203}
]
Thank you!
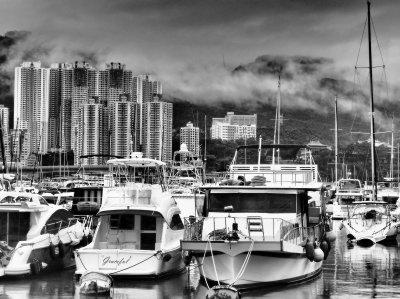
[
  {"left": 75, "top": 247, "right": 185, "bottom": 278},
  {"left": 183, "top": 241, "right": 322, "bottom": 289},
  {"left": 342, "top": 219, "right": 400, "bottom": 245}
]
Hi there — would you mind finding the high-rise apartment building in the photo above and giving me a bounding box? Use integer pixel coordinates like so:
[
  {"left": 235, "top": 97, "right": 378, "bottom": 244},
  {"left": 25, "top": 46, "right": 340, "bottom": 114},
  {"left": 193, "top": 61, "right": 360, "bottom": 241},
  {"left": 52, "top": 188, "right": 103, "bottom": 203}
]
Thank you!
[
  {"left": 109, "top": 96, "right": 135, "bottom": 158},
  {"left": 0, "top": 105, "right": 10, "bottom": 166},
  {"left": 180, "top": 122, "right": 200, "bottom": 156},
  {"left": 132, "top": 75, "right": 163, "bottom": 152},
  {"left": 14, "top": 61, "right": 49, "bottom": 161},
  {"left": 211, "top": 112, "right": 257, "bottom": 140},
  {"left": 142, "top": 99, "right": 172, "bottom": 161},
  {"left": 80, "top": 98, "right": 105, "bottom": 165}
]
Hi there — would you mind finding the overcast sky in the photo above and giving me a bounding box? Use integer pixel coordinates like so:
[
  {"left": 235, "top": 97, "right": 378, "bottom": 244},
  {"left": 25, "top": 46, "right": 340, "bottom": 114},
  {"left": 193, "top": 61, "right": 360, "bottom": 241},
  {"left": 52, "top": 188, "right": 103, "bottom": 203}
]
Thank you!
[{"left": 1, "top": 0, "right": 400, "bottom": 110}]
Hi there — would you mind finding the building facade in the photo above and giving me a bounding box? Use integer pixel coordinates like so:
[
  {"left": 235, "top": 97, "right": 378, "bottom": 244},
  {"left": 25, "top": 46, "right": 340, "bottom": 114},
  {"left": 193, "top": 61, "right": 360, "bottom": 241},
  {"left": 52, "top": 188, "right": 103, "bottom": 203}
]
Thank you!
[
  {"left": 14, "top": 61, "right": 49, "bottom": 163},
  {"left": 211, "top": 112, "right": 257, "bottom": 140},
  {"left": 180, "top": 122, "right": 200, "bottom": 156}
]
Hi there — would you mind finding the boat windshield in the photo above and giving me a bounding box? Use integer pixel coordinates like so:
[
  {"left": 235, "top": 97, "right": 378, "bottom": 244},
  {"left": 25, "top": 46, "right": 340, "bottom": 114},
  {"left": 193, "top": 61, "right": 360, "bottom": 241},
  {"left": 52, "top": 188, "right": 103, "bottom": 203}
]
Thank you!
[{"left": 208, "top": 192, "right": 300, "bottom": 213}]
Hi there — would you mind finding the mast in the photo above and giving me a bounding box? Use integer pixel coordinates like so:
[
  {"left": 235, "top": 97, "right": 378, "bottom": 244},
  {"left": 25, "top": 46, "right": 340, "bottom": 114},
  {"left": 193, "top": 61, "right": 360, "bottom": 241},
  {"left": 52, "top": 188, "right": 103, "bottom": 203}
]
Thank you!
[
  {"left": 334, "top": 96, "right": 338, "bottom": 183},
  {"left": 204, "top": 115, "right": 207, "bottom": 165},
  {"left": 367, "top": 0, "right": 377, "bottom": 201},
  {"left": 272, "top": 74, "right": 281, "bottom": 165},
  {"left": 390, "top": 114, "right": 394, "bottom": 178}
]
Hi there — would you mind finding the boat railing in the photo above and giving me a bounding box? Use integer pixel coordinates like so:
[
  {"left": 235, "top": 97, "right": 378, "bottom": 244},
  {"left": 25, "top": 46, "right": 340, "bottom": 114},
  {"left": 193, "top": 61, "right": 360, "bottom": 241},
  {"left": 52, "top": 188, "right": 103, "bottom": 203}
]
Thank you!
[
  {"left": 229, "top": 165, "right": 317, "bottom": 185},
  {"left": 42, "top": 217, "right": 84, "bottom": 235},
  {"left": 281, "top": 223, "right": 324, "bottom": 245},
  {"left": 183, "top": 216, "right": 295, "bottom": 241}
]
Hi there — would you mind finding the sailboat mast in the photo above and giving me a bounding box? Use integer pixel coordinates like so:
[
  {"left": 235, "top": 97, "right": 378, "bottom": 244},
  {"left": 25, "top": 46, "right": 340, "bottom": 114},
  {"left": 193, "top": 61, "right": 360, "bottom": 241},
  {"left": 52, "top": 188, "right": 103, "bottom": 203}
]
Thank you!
[
  {"left": 277, "top": 74, "right": 281, "bottom": 164},
  {"left": 335, "top": 96, "right": 338, "bottom": 183},
  {"left": 272, "top": 74, "right": 281, "bottom": 165},
  {"left": 391, "top": 114, "right": 394, "bottom": 178},
  {"left": 367, "top": 0, "right": 377, "bottom": 201}
]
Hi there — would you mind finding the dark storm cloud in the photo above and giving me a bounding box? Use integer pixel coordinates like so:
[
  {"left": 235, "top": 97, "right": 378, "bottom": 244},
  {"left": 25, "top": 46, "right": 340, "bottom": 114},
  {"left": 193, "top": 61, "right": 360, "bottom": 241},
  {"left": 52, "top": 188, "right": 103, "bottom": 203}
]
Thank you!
[{"left": 0, "top": 0, "right": 400, "bottom": 129}]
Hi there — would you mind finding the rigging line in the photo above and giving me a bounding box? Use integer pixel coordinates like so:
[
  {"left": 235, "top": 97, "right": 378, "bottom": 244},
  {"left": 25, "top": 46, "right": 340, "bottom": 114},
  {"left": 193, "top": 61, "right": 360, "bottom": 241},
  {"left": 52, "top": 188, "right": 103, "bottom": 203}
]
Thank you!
[
  {"left": 355, "top": 15, "right": 368, "bottom": 67},
  {"left": 371, "top": 17, "right": 386, "bottom": 67},
  {"left": 355, "top": 65, "right": 385, "bottom": 69}
]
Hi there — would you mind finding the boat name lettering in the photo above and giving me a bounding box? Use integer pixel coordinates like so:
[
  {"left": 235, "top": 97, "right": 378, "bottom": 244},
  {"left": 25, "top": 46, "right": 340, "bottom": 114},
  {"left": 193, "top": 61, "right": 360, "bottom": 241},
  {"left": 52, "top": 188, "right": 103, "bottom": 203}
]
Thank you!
[{"left": 102, "top": 256, "right": 132, "bottom": 267}]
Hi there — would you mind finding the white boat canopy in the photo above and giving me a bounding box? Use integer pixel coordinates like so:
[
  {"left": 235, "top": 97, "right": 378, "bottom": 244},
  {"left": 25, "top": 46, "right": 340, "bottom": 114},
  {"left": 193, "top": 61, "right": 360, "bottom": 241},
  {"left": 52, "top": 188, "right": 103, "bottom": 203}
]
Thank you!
[{"left": 106, "top": 152, "right": 166, "bottom": 167}]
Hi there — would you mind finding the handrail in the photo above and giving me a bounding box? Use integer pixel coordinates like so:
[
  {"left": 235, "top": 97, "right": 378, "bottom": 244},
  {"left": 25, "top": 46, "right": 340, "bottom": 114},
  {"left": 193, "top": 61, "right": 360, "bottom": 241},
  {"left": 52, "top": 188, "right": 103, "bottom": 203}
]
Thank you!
[{"left": 183, "top": 216, "right": 295, "bottom": 242}]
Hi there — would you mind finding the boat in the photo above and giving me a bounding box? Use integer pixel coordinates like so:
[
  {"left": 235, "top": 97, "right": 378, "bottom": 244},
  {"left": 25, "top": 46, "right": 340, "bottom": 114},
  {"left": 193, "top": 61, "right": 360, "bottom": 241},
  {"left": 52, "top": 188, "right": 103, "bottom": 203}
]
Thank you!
[
  {"left": 181, "top": 143, "right": 332, "bottom": 290},
  {"left": 341, "top": 1, "right": 400, "bottom": 246},
  {"left": 330, "top": 178, "right": 364, "bottom": 220},
  {"left": 79, "top": 271, "right": 113, "bottom": 296},
  {"left": 74, "top": 152, "right": 186, "bottom": 278},
  {"left": 0, "top": 191, "right": 92, "bottom": 277},
  {"left": 341, "top": 201, "right": 399, "bottom": 246},
  {"left": 168, "top": 143, "right": 206, "bottom": 218}
]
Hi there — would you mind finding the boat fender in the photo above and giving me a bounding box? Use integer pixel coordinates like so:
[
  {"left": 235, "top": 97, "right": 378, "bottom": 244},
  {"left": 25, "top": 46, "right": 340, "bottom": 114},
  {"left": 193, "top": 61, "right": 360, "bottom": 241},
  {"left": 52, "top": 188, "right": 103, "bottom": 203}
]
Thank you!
[
  {"left": 49, "top": 243, "right": 57, "bottom": 259},
  {"left": 80, "top": 235, "right": 88, "bottom": 246},
  {"left": 305, "top": 239, "right": 314, "bottom": 261},
  {"left": 58, "top": 242, "right": 65, "bottom": 258},
  {"left": 87, "top": 233, "right": 93, "bottom": 244},
  {"left": 313, "top": 247, "right": 324, "bottom": 262},
  {"left": 183, "top": 251, "right": 193, "bottom": 266},
  {"left": 320, "top": 240, "right": 330, "bottom": 260},
  {"left": 325, "top": 230, "right": 337, "bottom": 243},
  {"left": 30, "top": 261, "right": 42, "bottom": 275},
  {"left": 162, "top": 253, "right": 172, "bottom": 262}
]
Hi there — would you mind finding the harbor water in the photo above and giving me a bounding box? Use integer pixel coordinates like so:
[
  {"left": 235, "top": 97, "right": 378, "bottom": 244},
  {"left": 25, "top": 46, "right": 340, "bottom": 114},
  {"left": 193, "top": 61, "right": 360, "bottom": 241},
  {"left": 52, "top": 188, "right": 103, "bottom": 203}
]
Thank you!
[{"left": 1, "top": 221, "right": 400, "bottom": 299}]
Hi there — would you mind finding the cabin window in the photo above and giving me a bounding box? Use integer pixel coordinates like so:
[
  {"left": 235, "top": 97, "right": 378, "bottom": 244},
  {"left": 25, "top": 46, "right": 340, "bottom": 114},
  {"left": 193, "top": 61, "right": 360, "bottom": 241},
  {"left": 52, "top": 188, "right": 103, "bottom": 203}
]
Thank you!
[
  {"left": 209, "top": 193, "right": 297, "bottom": 213},
  {"left": 0, "top": 196, "right": 16, "bottom": 203},
  {"left": 170, "top": 214, "right": 184, "bottom": 230},
  {"left": 109, "top": 214, "right": 135, "bottom": 230},
  {"left": 141, "top": 215, "right": 157, "bottom": 230},
  {"left": 140, "top": 215, "right": 157, "bottom": 250},
  {"left": 0, "top": 212, "right": 30, "bottom": 247}
]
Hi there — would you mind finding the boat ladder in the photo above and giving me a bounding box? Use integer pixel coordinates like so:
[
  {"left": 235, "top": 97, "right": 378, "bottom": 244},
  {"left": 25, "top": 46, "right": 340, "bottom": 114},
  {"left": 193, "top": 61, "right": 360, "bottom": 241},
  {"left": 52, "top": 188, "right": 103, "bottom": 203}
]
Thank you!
[{"left": 247, "top": 216, "right": 264, "bottom": 241}]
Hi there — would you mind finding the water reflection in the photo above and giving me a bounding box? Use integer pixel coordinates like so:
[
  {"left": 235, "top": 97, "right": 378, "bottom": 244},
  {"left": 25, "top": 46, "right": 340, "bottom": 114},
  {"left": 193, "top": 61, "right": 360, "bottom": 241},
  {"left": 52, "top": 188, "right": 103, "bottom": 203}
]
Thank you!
[{"left": 2, "top": 221, "right": 400, "bottom": 298}]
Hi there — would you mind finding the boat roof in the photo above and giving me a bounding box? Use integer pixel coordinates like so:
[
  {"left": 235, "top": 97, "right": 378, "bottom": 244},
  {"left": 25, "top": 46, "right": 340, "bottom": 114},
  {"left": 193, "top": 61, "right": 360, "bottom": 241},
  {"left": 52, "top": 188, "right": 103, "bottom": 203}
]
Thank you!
[
  {"left": 107, "top": 155, "right": 166, "bottom": 167},
  {"left": 202, "top": 183, "right": 322, "bottom": 192},
  {"left": 236, "top": 144, "right": 309, "bottom": 151},
  {"left": 0, "top": 192, "right": 50, "bottom": 212}
]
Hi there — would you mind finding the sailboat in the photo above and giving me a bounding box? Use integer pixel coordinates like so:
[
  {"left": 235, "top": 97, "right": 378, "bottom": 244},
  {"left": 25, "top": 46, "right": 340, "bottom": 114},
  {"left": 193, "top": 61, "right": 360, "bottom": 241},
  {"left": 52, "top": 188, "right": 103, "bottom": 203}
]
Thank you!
[
  {"left": 328, "top": 97, "right": 364, "bottom": 220},
  {"left": 341, "top": 1, "right": 400, "bottom": 246}
]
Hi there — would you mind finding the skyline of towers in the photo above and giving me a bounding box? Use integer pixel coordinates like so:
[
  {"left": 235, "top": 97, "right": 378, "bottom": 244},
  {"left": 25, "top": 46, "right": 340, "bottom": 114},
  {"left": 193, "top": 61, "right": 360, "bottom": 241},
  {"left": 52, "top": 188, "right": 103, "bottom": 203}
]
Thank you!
[{"left": 12, "top": 60, "right": 167, "bottom": 166}]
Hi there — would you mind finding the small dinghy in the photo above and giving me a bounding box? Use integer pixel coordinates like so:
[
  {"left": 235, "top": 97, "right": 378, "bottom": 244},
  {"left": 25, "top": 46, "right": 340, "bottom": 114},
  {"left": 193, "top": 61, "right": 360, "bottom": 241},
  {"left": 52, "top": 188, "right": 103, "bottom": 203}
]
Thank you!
[
  {"left": 79, "top": 271, "right": 113, "bottom": 296},
  {"left": 205, "top": 285, "right": 241, "bottom": 299}
]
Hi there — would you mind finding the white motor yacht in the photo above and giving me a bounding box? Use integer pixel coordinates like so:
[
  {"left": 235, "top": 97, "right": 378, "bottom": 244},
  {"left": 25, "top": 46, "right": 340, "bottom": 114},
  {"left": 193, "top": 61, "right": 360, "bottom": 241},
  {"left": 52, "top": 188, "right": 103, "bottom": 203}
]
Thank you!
[
  {"left": 181, "top": 144, "right": 332, "bottom": 291},
  {"left": 0, "top": 192, "right": 92, "bottom": 277},
  {"left": 74, "top": 152, "right": 185, "bottom": 278}
]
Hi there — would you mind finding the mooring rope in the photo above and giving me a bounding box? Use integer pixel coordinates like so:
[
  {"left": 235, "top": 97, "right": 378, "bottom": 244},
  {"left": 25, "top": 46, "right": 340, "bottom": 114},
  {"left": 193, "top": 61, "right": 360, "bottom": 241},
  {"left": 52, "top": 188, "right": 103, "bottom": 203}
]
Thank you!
[
  {"left": 229, "top": 239, "right": 254, "bottom": 287},
  {"left": 200, "top": 241, "right": 211, "bottom": 290}
]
